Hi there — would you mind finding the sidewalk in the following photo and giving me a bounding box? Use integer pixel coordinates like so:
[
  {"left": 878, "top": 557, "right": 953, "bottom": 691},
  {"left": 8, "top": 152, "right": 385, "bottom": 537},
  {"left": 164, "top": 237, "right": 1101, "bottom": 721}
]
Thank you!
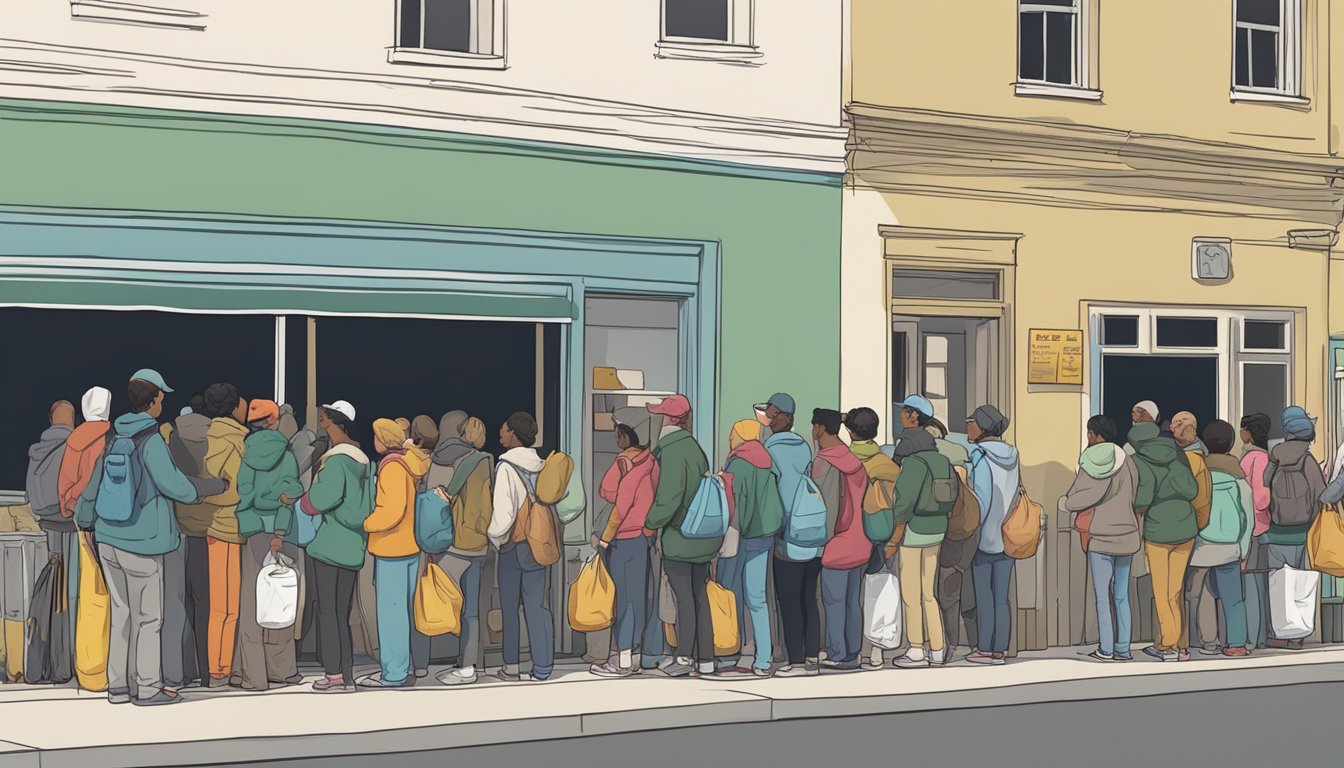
[{"left": 3, "top": 644, "right": 1344, "bottom": 768}]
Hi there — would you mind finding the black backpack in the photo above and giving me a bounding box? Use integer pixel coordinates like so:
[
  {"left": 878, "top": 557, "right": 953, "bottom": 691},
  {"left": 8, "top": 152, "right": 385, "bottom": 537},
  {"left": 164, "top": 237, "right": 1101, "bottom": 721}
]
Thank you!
[{"left": 24, "top": 553, "right": 72, "bottom": 684}]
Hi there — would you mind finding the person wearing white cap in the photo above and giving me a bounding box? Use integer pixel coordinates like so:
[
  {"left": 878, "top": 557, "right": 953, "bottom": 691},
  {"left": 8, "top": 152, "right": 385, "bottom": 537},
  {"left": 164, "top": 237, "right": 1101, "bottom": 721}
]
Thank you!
[{"left": 1124, "top": 401, "right": 1161, "bottom": 456}]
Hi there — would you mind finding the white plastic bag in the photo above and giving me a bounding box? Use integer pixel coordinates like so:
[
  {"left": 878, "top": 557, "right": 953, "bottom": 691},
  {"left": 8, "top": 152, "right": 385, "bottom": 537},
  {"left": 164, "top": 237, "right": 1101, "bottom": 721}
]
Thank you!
[
  {"left": 863, "top": 569, "right": 903, "bottom": 650},
  {"left": 1269, "top": 564, "right": 1319, "bottom": 640},
  {"left": 257, "top": 552, "right": 300, "bottom": 630}
]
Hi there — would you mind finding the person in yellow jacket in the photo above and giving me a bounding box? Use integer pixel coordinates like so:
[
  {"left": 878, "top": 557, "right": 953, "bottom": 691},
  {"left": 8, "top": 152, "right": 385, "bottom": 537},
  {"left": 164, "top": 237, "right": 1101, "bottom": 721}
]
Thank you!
[
  {"left": 358, "top": 418, "right": 430, "bottom": 689},
  {"left": 1172, "top": 411, "right": 1219, "bottom": 656}
]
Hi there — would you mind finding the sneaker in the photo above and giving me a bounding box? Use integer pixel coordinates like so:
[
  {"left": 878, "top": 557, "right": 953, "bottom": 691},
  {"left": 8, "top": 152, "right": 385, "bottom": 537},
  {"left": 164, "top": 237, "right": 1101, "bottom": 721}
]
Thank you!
[
  {"left": 1199, "top": 646, "right": 1223, "bottom": 656},
  {"left": 357, "top": 674, "right": 416, "bottom": 689},
  {"left": 228, "top": 675, "right": 242, "bottom": 688},
  {"left": 751, "top": 667, "right": 773, "bottom": 678},
  {"left": 206, "top": 676, "right": 230, "bottom": 689},
  {"left": 929, "top": 649, "right": 948, "bottom": 667},
  {"left": 437, "top": 668, "right": 479, "bottom": 686},
  {"left": 1223, "top": 646, "right": 1251, "bottom": 658},
  {"left": 804, "top": 659, "right": 822, "bottom": 677},
  {"left": 132, "top": 691, "right": 181, "bottom": 707},
  {"left": 312, "top": 676, "right": 354, "bottom": 693},
  {"left": 714, "top": 666, "right": 754, "bottom": 678},
  {"left": 107, "top": 689, "right": 131, "bottom": 705},
  {"left": 893, "top": 654, "right": 929, "bottom": 669},
  {"left": 823, "top": 658, "right": 861, "bottom": 673},
  {"left": 1114, "top": 654, "right": 1134, "bottom": 662},
  {"left": 774, "top": 664, "right": 808, "bottom": 678},
  {"left": 1177, "top": 650, "right": 1191, "bottom": 662},
  {"left": 660, "top": 661, "right": 694, "bottom": 678},
  {"left": 1142, "top": 646, "right": 1168, "bottom": 661},
  {"left": 589, "top": 660, "right": 636, "bottom": 679},
  {"left": 271, "top": 675, "right": 305, "bottom": 686},
  {"left": 965, "top": 651, "right": 998, "bottom": 665},
  {"left": 493, "top": 669, "right": 522, "bottom": 683},
  {"left": 1087, "top": 650, "right": 1114, "bottom": 662},
  {"left": 415, "top": 668, "right": 429, "bottom": 679},
  {"left": 1267, "top": 638, "right": 1291, "bottom": 649}
]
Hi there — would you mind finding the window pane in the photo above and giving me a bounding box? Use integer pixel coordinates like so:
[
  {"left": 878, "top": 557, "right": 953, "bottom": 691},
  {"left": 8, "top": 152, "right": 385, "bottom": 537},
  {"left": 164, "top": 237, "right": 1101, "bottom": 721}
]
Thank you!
[
  {"left": 1019, "top": 12, "right": 1045, "bottom": 81},
  {"left": 1250, "top": 28, "right": 1279, "bottom": 88},
  {"left": 665, "top": 0, "right": 729, "bottom": 41},
  {"left": 399, "top": 0, "right": 422, "bottom": 48},
  {"left": 1102, "top": 315, "right": 1139, "bottom": 347},
  {"left": 424, "top": 0, "right": 471, "bottom": 53},
  {"left": 891, "top": 269, "right": 1000, "bottom": 301},
  {"left": 1031, "top": 0, "right": 1076, "bottom": 5},
  {"left": 1235, "top": 27, "right": 1250, "bottom": 87},
  {"left": 1156, "top": 317, "right": 1219, "bottom": 347},
  {"left": 1237, "top": 0, "right": 1280, "bottom": 26},
  {"left": 1045, "top": 11, "right": 1075, "bottom": 84},
  {"left": 1244, "top": 320, "right": 1286, "bottom": 349},
  {"left": 1243, "top": 363, "right": 1289, "bottom": 440}
]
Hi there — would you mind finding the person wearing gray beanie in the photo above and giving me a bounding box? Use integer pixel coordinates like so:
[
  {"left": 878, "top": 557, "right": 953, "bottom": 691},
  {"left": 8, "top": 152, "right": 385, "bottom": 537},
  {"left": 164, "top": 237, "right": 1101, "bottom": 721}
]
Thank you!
[{"left": 965, "top": 405, "right": 1020, "bottom": 665}]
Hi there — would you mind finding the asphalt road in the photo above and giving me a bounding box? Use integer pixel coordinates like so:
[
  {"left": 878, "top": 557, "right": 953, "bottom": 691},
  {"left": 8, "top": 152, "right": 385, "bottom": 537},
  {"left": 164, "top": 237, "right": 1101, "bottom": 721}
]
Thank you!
[{"left": 228, "top": 678, "right": 1341, "bottom": 768}]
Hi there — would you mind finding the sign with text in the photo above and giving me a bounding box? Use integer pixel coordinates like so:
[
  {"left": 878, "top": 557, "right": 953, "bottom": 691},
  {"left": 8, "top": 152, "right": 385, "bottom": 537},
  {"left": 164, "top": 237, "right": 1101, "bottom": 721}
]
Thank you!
[{"left": 1028, "top": 328, "right": 1084, "bottom": 386}]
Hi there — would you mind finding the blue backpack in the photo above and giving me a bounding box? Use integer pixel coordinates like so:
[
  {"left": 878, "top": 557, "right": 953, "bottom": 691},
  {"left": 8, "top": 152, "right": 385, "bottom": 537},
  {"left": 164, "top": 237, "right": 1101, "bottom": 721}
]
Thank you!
[
  {"left": 414, "top": 490, "right": 455, "bottom": 554},
  {"left": 94, "top": 427, "right": 157, "bottom": 523},
  {"left": 680, "top": 474, "right": 730, "bottom": 539},
  {"left": 782, "top": 475, "right": 828, "bottom": 549},
  {"left": 290, "top": 503, "right": 321, "bottom": 547}
]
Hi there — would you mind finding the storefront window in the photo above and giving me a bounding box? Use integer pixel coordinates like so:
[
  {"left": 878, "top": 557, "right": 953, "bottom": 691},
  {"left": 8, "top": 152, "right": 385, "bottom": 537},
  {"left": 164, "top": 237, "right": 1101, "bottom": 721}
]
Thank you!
[
  {"left": 1101, "top": 315, "right": 1139, "bottom": 347},
  {"left": 1156, "top": 316, "right": 1219, "bottom": 348}
]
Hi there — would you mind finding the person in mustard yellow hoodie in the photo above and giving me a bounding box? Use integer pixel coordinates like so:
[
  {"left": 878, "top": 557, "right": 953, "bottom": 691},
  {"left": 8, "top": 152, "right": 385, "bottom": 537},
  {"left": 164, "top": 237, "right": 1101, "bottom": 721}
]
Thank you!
[
  {"left": 358, "top": 418, "right": 430, "bottom": 689},
  {"left": 186, "top": 383, "right": 250, "bottom": 687}
]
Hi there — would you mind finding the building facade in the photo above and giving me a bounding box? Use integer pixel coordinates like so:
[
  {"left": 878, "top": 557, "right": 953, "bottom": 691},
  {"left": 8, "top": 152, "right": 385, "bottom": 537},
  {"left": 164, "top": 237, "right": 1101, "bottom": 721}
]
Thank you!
[{"left": 844, "top": 0, "right": 1344, "bottom": 649}]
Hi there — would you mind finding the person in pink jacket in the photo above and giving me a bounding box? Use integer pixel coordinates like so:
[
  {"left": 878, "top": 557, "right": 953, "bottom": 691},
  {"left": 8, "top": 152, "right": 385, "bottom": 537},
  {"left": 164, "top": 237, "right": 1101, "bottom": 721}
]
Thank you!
[
  {"left": 1239, "top": 413, "right": 1272, "bottom": 650},
  {"left": 812, "top": 408, "right": 871, "bottom": 672}
]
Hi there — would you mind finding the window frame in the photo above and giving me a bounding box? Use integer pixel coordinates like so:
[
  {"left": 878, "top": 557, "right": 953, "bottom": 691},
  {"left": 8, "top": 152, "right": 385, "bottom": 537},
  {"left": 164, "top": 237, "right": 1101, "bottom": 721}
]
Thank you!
[
  {"left": 657, "top": 0, "right": 762, "bottom": 64},
  {"left": 1231, "top": 0, "right": 1304, "bottom": 101},
  {"left": 1014, "top": 0, "right": 1101, "bottom": 101},
  {"left": 388, "top": 0, "right": 507, "bottom": 71}
]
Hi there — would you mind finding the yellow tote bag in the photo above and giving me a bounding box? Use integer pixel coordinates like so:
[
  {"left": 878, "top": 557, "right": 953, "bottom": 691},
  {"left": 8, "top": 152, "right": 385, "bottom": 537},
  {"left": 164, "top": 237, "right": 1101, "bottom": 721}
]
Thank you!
[
  {"left": 414, "top": 561, "right": 463, "bottom": 637},
  {"left": 75, "top": 535, "right": 109, "bottom": 692},
  {"left": 567, "top": 555, "right": 615, "bottom": 632},
  {"left": 1309, "top": 504, "right": 1344, "bottom": 578},
  {"left": 706, "top": 579, "right": 740, "bottom": 656}
]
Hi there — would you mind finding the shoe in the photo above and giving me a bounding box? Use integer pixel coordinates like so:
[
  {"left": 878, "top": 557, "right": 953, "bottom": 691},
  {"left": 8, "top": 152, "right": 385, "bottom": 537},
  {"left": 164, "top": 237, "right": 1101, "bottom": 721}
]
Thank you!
[
  {"left": 660, "top": 661, "right": 694, "bottom": 678},
  {"left": 805, "top": 660, "right": 821, "bottom": 677},
  {"left": 178, "top": 679, "right": 203, "bottom": 690},
  {"left": 929, "top": 649, "right": 948, "bottom": 666},
  {"left": 715, "top": 666, "right": 754, "bottom": 678},
  {"left": 437, "top": 668, "right": 479, "bottom": 686},
  {"left": 415, "top": 668, "right": 429, "bottom": 679},
  {"left": 752, "top": 667, "right": 772, "bottom": 678},
  {"left": 530, "top": 672, "right": 552, "bottom": 682},
  {"left": 312, "top": 676, "right": 354, "bottom": 693},
  {"left": 1199, "top": 645, "right": 1223, "bottom": 656},
  {"left": 1267, "top": 638, "right": 1291, "bottom": 649},
  {"left": 132, "top": 691, "right": 181, "bottom": 707},
  {"left": 590, "top": 660, "right": 636, "bottom": 679},
  {"left": 1142, "top": 646, "right": 1167, "bottom": 661},
  {"left": 1223, "top": 647, "right": 1251, "bottom": 657},
  {"left": 966, "top": 651, "right": 998, "bottom": 665},
  {"left": 357, "top": 674, "right": 416, "bottom": 689},
  {"left": 1087, "top": 650, "right": 1114, "bottom": 662},
  {"left": 893, "top": 654, "right": 929, "bottom": 669},
  {"left": 1114, "top": 654, "right": 1134, "bottom": 662},
  {"left": 108, "top": 689, "right": 131, "bottom": 705},
  {"left": 271, "top": 675, "right": 305, "bottom": 686},
  {"left": 1177, "top": 650, "right": 1191, "bottom": 662},
  {"left": 493, "top": 669, "right": 522, "bottom": 683},
  {"left": 206, "top": 676, "right": 230, "bottom": 689},
  {"left": 823, "top": 658, "right": 861, "bottom": 672},
  {"left": 774, "top": 664, "right": 807, "bottom": 678},
  {"left": 1289, "top": 639, "right": 1305, "bottom": 650}
]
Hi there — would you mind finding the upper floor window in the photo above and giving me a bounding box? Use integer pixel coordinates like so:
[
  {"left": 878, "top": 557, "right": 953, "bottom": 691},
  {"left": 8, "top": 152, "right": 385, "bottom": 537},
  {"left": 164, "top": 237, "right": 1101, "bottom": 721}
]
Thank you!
[
  {"left": 1016, "top": 1, "right": 1098, "bottom": 100},
  {"left": 664, "top": 0, "right": 729, "bottom": 42},
  {"left": 658, "top": 0, "right": 761, "bottom": 63},
  {"left": 1234, "top": 0, "right": 1302, "bottom": 98},
  {"left": 390, "top": 0, "right": 505, "bottom": 69}
]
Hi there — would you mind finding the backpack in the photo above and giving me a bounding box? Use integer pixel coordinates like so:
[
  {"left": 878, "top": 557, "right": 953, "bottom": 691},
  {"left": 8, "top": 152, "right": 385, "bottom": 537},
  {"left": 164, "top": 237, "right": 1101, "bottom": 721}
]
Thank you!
[
  {"left": 534, "top": 451, "right": 575, "bottom": 507},
  {"left": 94, "top": 426, "right": 159, "bottom": 523},
  {"left": 1002, "top": 485, "right": 1044, "bottom": 559},
  {"left": 681, "top": 474, "right": 730, "bottom": 540},
  {"left": 503, "top": 461, "right": 563, "bottom": 569},
  {"left": 413, "top": 490, "right": 455, "bottom": 554},
  {"left": 24, "top": 438, "right": 66, "bottom": 521},
  {"left": 782, "top": 475, "right": 829, "bottom": 549},
  {"left": 24, "top": 553, "right": 72, "bottom": 685},
  {"left": 1270, "top": 457, "right": 1319, "bottom": 528},
  {"left": 1203, "top": 472, "right": 1244, "bottom": 545},
  {"left": 906, "top": 453, "right": 958, "bottom": 517},
  {"left": 445, "top": 451, "right": 491, "bottom": 553},
  {"left": 862, "top": 477, "right": 896, "bottom": 544},
  {"left": 946, "top": 465, "right": 981, "bottom": 542}
]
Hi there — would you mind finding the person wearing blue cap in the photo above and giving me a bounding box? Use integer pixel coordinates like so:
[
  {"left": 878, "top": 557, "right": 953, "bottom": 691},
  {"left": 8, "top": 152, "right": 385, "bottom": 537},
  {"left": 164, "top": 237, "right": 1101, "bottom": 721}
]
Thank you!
[
  {"left": 891, "top": 395, "right": 938, "bottom": 466},
  {"left": 1263, "top": 406, "right": 1326, "bottom": 649}
]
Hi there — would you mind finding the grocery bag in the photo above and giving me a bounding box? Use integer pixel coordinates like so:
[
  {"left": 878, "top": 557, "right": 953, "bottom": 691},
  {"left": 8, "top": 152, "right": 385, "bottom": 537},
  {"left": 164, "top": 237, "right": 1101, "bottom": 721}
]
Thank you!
[
  {"left": 863, "top": 569, "right": 903, "bottom": 650},
  {"left": 256, "top": 553, "right": 300, "bottom": 630},
  {"left": 74, "top": 535, "right": 109, "bottom": 692},
  {"left": 1308, "top": 505, "right": 1344, "bottom": 578},
  {"left": 414, "top": 560, "right": 463, "bottom": 637},
  {"left": 706, "top": 579, "right": 740, "bottom": 656},
  {"left": 1269, "top": 565, "right": 1319, "bottom": 640},
  {"left": 567, "top": 555, "right": 615, "bottom": 632}
]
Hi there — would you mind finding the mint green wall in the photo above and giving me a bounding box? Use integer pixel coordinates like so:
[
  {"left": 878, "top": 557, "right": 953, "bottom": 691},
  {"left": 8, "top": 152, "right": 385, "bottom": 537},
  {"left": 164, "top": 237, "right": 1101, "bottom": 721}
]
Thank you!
[{"left": 0, "top": 100, "right": 841, "bottom": 456}]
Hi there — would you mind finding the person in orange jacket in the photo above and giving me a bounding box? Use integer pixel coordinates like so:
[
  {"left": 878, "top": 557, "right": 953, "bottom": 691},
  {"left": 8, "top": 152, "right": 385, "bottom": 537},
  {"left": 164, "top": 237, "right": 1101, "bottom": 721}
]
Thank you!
[{"left": 358, "top": 418, "right": 430, "bottom": 689}]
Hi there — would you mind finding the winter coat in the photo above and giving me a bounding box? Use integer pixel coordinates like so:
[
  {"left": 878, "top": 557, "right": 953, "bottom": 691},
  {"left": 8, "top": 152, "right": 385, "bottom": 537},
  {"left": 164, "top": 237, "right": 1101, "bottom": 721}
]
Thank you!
[
  {"left": 725, "top": 440, "right": 784, "bottom": 540},
  {"left": 236, "top": 429, "right": 303, "bottom": 540},
  {"left": 1062, "top": 443, "right": 1142, "bottom": 557},
  {"left": 645, "top": 428, "right": 719, "bottom": 564},
  {"left": 1240, "top": 447, "right": 1271, "bottom": 537},
  {"left": 300, "top": 443, "right": 374, "bottom": 570},
  {"left": 58, "top": 421, "right": 110, "bottom": 521},
  {"left": 766, "top": 430, "right": 818, "bottom": 562},
  {"left": 599, "top": 448, "right": 660, "bottom": 542},
  {"left": 1127, "top": 422, "right": 1198, "bottom": 545},
  {"left": 444, "top": 450, "right": 494, "bottom": 557},
  {"left": 366, "top": 447, "right": 431, "bottom": 559},
  {"left": 891, "top": 445, "right": 953, "bottom": 545},
  {"left": 170, "top": 412, "right": 215, "bottom": 537},
  {"left": 815, "top": 443, "right": 870, "bottom": 570},
  {"left": 179, "top": 417, "right": 248, "bottom": 544},
  {"left": 26, "top": 424, "right": 73, "bottom": 530},
  {"left": 1264, "top": 439, "right": 1326, "bottom": 545}
]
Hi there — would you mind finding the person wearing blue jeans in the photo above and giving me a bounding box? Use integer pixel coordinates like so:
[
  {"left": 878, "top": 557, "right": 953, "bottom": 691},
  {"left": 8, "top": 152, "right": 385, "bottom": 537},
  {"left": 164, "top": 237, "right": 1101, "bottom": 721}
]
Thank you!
[
  {"left": 640, "top": 539, "right": 666, "bottom": 670},
  {"left": 718, "top": 536, "right": 775, "bottom": 672},
  {"left": 965, "top": 406, "right": 1020, "bottom": 664},
  {"left": 496, "top": 543, "right": 554, "bottom": 680},
  {"left": 820, "top": 564, "right": 864, "bottom": 666},
  {"left": 1088, "top": 552, "right": 1133, "bottom": 659},
  {"left": 594, "top": 535, "right": 651, "bottom": 676},
  {"left": 970, "top": 551, "right": 1014, "bottom": 656},
  {"left": 436, "top": 553, "right": 485, "bottom": 685},
  {"left": 371, "top": 554, "right": 419, "bottom": 685}
]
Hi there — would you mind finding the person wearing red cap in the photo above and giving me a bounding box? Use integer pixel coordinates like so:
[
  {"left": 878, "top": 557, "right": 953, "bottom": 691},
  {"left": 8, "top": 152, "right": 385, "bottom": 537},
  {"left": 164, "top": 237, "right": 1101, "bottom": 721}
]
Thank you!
[{"left": 643, "top": 395, "right": 719, "bottom": 678}]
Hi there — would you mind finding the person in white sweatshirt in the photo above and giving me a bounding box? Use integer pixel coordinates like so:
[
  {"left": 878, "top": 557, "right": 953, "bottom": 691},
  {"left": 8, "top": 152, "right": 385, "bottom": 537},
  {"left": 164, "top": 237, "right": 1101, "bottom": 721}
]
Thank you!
[{"left": 487, "top": 411, "right": 553, "bottom": 682}]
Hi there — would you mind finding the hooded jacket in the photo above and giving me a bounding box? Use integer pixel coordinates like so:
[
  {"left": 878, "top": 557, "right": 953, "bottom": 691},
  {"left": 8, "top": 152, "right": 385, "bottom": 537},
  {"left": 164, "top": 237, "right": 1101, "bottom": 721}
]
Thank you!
[
  {"left": 488, "top": 446, "right": 548, "bottom": 550},
  {"left": 1127, "top": 422, "right": 1199, "bottom": 545},
  {"left": 26, "top": 424, "right": 73, "bottom": 529},
  {"left": 236, "top": 429, "right": 304, "bottom": 540},
  {"left": 969, "top": 440, "right": 1022, "bottom": 555},
  {"left": 765, "top": 430, "right": 818, "bottom": 561},
  {"left": 366, "top": 446, "right": 431, "bottom": 558},
  {"left": 301, "top": 443, "right": 374, "bottom": 569},
  {"left": 644, "top": 428, "right": 719, "bottom": 564},
  {"left": 725, "top": 440, "right": 784, "bottom": 541},
  {"left": 179, "top": 417, "right": 249, "bottom": 544},
  {"left": 892, "top": 428, "right": 937, "bottom": 466},
  {"left": 599, "top": 447, "right": 660, "bottom": 542},
  {"left": 891, "top": 443, "right": 954, "bottom": 544},
  {"left": 171, "top": 411, "right": 214, "bottom": 536},
  {"left": 74, "top": 412, "right": 222, "bottom": 556},
  {"left": 1062, "top": 443, "right": 1143, "bottom": 557},
  {"left": 425, "top": 411, "right": 471, "bottom": 492},
  {"left": 815, "top": 443, "right": 870, "bottom": 570},
  {"left": 1240, "top": 446, "right": 1271, "bottom": 537},
  {"left": 58, "top": 420, "right": 111, "bottom": 521},
  {"left": 1264, "top": 439, "right": 1326, "bottom": 545},
  {"left": 1192, "top": 453, "right": 1254, "bottom": 566},
  {"left": 1180, "top": 442, "right": 1213, "bottom": 531}
]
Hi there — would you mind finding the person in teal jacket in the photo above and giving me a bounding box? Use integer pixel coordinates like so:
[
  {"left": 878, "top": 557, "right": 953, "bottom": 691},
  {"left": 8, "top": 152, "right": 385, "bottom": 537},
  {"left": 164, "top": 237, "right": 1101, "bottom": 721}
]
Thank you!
[{"left": 643, "top": 395, "right": 716, "bottom": 678}]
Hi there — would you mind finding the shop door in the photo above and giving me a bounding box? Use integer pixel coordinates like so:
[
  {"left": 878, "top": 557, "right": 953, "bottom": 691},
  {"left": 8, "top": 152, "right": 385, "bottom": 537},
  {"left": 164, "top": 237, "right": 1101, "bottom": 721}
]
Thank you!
[{"left": 892, "top": 315, "right": 999, "bottom": 440}]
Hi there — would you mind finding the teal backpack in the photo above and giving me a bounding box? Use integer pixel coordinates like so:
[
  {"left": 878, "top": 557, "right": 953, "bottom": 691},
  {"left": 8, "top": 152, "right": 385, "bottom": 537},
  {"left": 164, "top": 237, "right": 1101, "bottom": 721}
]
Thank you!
[
  {"left": 94, "top": 426, "right": 158, "bottom": 523},
  {"left": 681, "top": 474, "right": 730, "bottom": 539},
  {"left": 414, "top": 490, "right": 455, "bottom": 554},
  {"left": 1202, "top": 472, "right": 1245, "bottom": 545}
]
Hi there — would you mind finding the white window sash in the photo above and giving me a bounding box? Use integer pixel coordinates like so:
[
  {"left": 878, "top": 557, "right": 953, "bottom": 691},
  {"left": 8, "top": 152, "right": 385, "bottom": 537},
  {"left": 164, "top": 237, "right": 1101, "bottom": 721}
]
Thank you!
[{"left": 1018, "top": 2, "right": 1083, "bottom": 88}]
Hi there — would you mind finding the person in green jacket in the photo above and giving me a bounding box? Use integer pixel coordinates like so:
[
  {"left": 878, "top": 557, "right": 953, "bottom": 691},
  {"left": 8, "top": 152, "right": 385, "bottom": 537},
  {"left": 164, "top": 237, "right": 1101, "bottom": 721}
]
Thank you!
[
  {"left": 1127, "top": 420, "right": 1198, "bottom": 661},
  {"left": 281, "top": 400, "right": 372, "bottom": 692},
  {"left": 643, "top": 395, "right": 717, "bottom": 678},
  {"left": 715, "top": 418, "right": 785, "bottom": 677},
  {"left": 234, "top": 399, "right": 306, "bottom": 692}
]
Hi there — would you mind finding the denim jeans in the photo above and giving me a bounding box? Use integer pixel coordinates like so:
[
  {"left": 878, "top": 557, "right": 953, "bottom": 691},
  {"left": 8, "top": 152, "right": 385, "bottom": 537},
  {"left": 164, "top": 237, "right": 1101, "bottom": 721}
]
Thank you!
[
  {"left": 437, "top": 553, "right": 485, "bottom": 670},
  {"left": 971, "top": 550, "right": 1014, "bottom": 654},
  {"left": 1087, "top": 551, "right": 1133, "bottom": 657},
  {"left": 497, "top": 543, "right": 554, "bottom": 678},
  {"left": 1244, "top": 571, "right": 1269, "bottom": 648},
  {"left": 607, "top": 536, "right": 651, "bottom": 652},
  {"left": 373, "top": 555, "right": 419, "bottom": 684},
  {"left": 820, "top": 565, "right": 864, "bottom": 663},
  {"left": 1187, "top": 561, "right": 1247, "bottom": 650},
  {"left": 717, "top": 535, "right": 774, "bottom": 670},
  {"left": 640, "top": 538, "right": 665, "bottom": 669}
]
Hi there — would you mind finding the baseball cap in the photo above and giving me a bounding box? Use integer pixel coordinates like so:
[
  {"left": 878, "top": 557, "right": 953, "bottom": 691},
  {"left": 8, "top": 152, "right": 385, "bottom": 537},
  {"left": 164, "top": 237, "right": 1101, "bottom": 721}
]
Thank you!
[
  {"left": 894, "top": 395, "right": 934, "bottom": 419},
  {"left": 247, "top": 398, "right": 280, "bottom": 425},
  {"left": 130, "top": 368, "right": 174, "bottom": 394},
  {"left": 754, "top": 393, "right": 796, "bottom": 415},
  {"left": 647, "top": 394, "right": 691, "bottom": 419},
  {"left": 321, "top": 400, "right": 357, "bottom": 422}
]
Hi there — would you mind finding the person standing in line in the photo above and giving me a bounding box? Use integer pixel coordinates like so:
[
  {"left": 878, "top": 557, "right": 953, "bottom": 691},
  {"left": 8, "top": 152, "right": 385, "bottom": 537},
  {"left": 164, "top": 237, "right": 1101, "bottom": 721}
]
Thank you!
[
  {"left": 1128, "top": 415, "right": 1199, "bottom": 661},
  {"left": 1264, "top": 406, "right": 1326, "bottom": 650},
  {"left": 284, "top": 401, "right": 372, "bottom": 693},
  {"left": 813, "top": 409, "right": 870, "bottom": 673},
  {"left": 965, "top": 406, "right": 1019, "bottom": 666},
  {"left": 58, "top": 386, "right": 113, "bottom": 665},
  {"left": 1124, "top": 401, "right": 1161, "bottom": 455},
  {"left": 75, "top": 370, "right": 226, "bottom": 706},
  {"left": 1238, "top": 414, "right": 1273, "bottom": 651},
  {"left": 27, "top": 399, "right": 77, "bottom": 674},
  {"left": 1062, "top": 416, "right": 1146, "bottom": 662},
  {"left": 924, "top": 417, "right": 978, "bottom": 658},
  {"left": 165, "top": 391, "right": 211, "bottom": 691},
  {"left": 1172, "top": 412, "right": 1220, "bottom": 655},
  {"left": 890, "top": 396, "right": 955, "bottom": 668},
  {"left": 846, "top": 407, "right": 906, "bottom": 668},
  {"left": 429, "top": 414, "right": 494, "bottom": 686},
  {"left": 1186, "top": 420, "right": 1254, "bottom": 658},
  {"left": 642, "top": 395, "right": 718, "bottom": 678},
  {"left": 359, "top": 419, "right": 430, "bottom": 689},
  {"left": 233, "top": 399, "right": 306, "bottom": 691},
  {"left": 488, "top": 411, "right": 556, "bottom": 682}
]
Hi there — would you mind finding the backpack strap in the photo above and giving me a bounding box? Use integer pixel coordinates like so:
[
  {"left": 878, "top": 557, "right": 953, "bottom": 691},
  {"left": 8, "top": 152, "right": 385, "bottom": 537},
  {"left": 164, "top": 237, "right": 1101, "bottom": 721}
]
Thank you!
[{"left": 499, "top": 460, "right": 540, "bottom": 502}]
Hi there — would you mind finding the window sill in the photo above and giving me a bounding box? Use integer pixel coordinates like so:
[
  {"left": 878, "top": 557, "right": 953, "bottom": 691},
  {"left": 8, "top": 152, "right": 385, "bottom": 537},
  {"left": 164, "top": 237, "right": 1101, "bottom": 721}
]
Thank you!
[
  {"left": 1230, "top": 89, "right": 1310, "bottom": 107},
  {"left": 655, "top": 40, "right": 763, "bottom": 65},
  {"left": 1013, "top": 82, "right": 1103, "bottom": 101},
  {"left": 387, "top": 48, "right": 506, "bottom": 70}
]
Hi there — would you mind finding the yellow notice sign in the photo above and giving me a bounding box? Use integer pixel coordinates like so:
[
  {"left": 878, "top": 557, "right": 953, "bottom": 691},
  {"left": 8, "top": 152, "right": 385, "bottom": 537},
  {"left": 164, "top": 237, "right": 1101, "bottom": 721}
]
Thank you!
[{"left": 1028, "top": 329, "right": 1084, "bottom": 386}]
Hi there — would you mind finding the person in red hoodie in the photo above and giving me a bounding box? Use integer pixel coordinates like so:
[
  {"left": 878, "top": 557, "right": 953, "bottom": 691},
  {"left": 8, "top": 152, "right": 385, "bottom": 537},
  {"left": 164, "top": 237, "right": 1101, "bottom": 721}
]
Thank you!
[
  {"left": 590, "top": 421, "right": 660, "bottom": 678},
  {"left": 812, "top": 408, "right": 871, "bottom": 672}
]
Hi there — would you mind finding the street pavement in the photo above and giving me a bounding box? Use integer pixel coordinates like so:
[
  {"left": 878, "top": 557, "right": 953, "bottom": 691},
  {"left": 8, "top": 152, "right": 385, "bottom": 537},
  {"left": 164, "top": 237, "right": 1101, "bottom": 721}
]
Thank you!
[{"left": 1, "top": 645, "right": 1342, "bottom": 767}]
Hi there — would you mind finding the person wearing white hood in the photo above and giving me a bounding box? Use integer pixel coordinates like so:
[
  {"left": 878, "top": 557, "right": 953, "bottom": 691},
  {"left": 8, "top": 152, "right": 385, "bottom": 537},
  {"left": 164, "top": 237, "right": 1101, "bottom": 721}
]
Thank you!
[
  {"left": 56, "top": 387, "right": 114, "bottom": 662},
  {"left": 965, "top": 405, "right": 1019, "bottom": 665},
  {"left": 1061, "top": 416, "right": 1144, "bottom": 662}
]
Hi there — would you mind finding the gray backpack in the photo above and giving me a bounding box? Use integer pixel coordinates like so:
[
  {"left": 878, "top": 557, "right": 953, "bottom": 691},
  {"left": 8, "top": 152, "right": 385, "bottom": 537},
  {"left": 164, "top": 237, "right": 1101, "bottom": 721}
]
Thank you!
[{"left": 1270, "top": 456, "right": 1318, "bottom": 527}]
